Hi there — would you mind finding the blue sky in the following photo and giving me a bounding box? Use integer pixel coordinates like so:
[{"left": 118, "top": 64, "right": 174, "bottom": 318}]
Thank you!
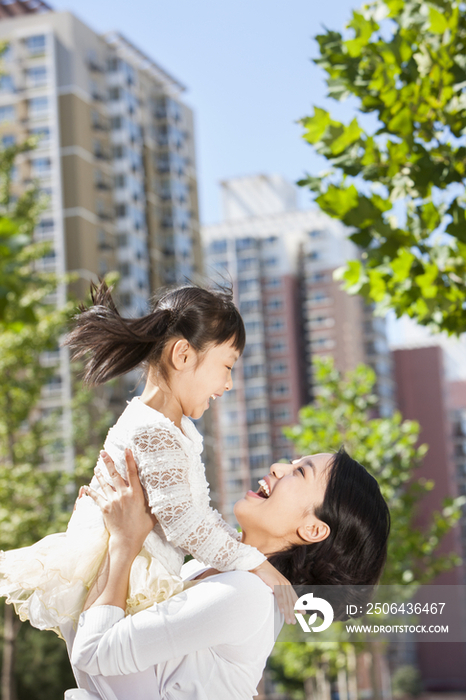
[{"left": 50, "top": 0, "right": 363, "bottom": 223}]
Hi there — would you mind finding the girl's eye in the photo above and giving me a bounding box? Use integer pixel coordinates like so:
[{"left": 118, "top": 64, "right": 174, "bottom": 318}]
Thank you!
[
  {"left": 298, "top": 467, "right": 305, "bottom": 477},
  {"left": 226, "top": 366, "right": 232, "bottom": 371}
]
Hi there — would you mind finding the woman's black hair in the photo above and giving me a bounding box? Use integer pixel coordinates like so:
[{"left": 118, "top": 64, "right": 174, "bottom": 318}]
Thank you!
[
  {"left": 64, "top": 281, "right": 246, "bottom": 385},
  {"left": 268, "top": 447, "right": 390, "bottom": 621}
]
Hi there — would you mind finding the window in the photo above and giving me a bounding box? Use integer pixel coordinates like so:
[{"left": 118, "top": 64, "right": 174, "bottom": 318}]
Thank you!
[
  {"left": 265, "top": 298, "right": 283, "bottom": 311},
  {"left": 268, "top": 318, "right": 285, "bottom": 332},
  {"left": 264, "top": 277, "right": 281, "bottom": 289},
  {"left": 115, "top": 204, "right": 127, "bottom": 218},
  {"left": 309, "top": 271, "right": 328, "bottom": 283},
  {"left": 107, "top": 57, "right": 119, "bottom": 72},
  {"left": 114, "top": 174, "right": 126, "bottom": 188},
  {"left": 109, "top": 87, "right": 121, "bottom": 101},
  {"left": 0, "top": 75, "right": 13, "bottom": 92},
  {"left": 250, "top": 453, "right": 270, "bottom": 470},
  {"left": 269, "top": 341, "right": 286, "bottom": 355},
  {"left": 113, "top": 145, "right": 125, "bottom": 159},
  {"left": 238, "top": 278, "right": 258, "bottom": 294},
  {"left": 0, "top": 105, "right": 14, "bottom": 123},
  {"left": 236, "top": 237, "right": 255, "bottom": 252},
  {"left": 310, "top": 337, "right": 335, "bottom": 349},
  {"left": 26, "top": 65, "right": 47, "bottom": 87},
  {"left": 111, "top": 115, "right": 122, "bottom": 130},
  {"left": 29, "top": 96, "right": 48, "bottom": 117},
  {"left": 119, "top": 262, "right": 130, "bottom": 277},
  {"left": 31, "top": 157, "right": 51, "bottom": 175},
  {"left": 273, "top": 406, "right": 291, "bottom": 421},
  {"left": 243, "top": 364, "right": 264, "bottom": 379},
  {"left": 309, "top": 290, "right": 332, "bottom": 304},
  {"left": 209, "top": 240, "right": 227, "bottom": 255},
  {"left": 310, "top": 315, "right": 334, "bottom": 329},
  {"left": 29, "top": 126, "right": 50, "bottom": 144},
  {"left": 309, "top": 229, "right": 324, "bottom": 238},
  {"left": 270, "top": 361, "right": 288, "bottom": 376},
  {"left": 247, "top": 407, "right": 269, "bottom": 423},
  {"left": 272, "top": 383, "right": 289, "bottom": 398},
  {"left": 25, "top": 35, "right": 46, "bottom": 56},
  {"left": 2, "top": 134, "right": 15, "bottom": 147},
  {"left": 36, "top": 219, "right": 54, "bottom": 238},
  {"left": 307, "top": 250, "right": 321, "bottom": 261},
  {"left": 248, "top": 432, "right": 269, "bottom": 448},
  {"left": 237, "top": 257, "right": 257, "bottom": 272},
  {"left": 264, "top": 257, "right": 278, "bottom": 267}
]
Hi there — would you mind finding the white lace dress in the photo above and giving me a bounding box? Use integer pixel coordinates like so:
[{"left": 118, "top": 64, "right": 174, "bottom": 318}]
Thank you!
[{"left": 0, "top": 398, "right": 266, "bottom": 635}]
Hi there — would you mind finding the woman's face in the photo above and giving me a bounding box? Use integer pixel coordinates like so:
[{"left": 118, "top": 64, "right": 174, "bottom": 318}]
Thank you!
[{"left": 234, "top": 453, "right": 333, "bottom": 552}]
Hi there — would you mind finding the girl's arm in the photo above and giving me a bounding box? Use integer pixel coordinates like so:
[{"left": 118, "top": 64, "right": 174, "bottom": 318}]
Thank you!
[{"left": 132, "top": 426, "right": 266, "bottom": 572}]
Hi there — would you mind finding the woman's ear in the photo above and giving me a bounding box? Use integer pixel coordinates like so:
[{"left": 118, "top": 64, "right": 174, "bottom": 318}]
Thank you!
[
  {"left": 171, "top": 339, "right": 192, "bottom": 370},
  {"left": 297, "top": 518, "right": 330, "bottom": 545}
]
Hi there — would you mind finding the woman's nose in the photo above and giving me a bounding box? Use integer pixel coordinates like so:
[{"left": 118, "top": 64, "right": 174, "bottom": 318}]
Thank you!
[
  {"left": 225, "top": 376, "right": 233, "bottom": 391},
  {"left": 270, "top": 462, "right": 292, "bottom": 478}
]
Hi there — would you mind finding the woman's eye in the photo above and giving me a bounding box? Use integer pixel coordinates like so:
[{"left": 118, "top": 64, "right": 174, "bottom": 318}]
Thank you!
[
  {"left": 298, "top": 467, "right": 305, "bottom": 477},
  {"left": 226, "top": 366, "right": 232, "bottom": 371}
]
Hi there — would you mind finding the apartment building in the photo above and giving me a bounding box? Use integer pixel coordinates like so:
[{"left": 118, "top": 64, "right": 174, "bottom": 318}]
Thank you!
[
  {"left": 0, "top": 1, "right": 202, "bottom": 467},
  {"left": 203, "top": 174, "right": 394, "bottom": 519}
]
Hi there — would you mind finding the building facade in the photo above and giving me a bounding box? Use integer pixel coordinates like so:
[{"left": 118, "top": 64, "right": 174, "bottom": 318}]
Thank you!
[
  {"left": 203, "top": 175, "right": 394, "bottom": 520},
  {"left": 0, "top": 2, "right": 202, "bottom": 468}
]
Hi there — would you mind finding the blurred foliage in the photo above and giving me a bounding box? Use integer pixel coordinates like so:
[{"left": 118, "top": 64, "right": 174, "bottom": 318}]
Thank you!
[
  {"left": 391, "top": 664, "right": 423, "bottom": 698},
  {"left": 299, "top": 0, "right": 466, "bottom": 335},
  {"left": 0, "top": 128, "right": 115, "bottom": 698}
]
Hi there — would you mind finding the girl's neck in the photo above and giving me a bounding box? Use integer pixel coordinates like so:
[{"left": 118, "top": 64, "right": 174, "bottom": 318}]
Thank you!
[{"left": 140, "top": 381, "right": 183, "bottom": 430}]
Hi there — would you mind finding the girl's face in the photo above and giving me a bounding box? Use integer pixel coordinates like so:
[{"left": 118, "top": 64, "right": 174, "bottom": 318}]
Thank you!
[
  {"left": 234, "top": 454, "right": 333, "bottom": 552},
  {"left": 180, "top": 339, "right": 240, "bottom": 420}
]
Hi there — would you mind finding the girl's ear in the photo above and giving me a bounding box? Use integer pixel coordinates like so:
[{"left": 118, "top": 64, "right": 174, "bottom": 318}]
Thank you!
[{"left": 171, "top": 338, "right": 192, "bottom": 370}]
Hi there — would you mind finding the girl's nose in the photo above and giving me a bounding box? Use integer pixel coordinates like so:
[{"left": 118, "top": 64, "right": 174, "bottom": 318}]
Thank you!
[{"left": 225, "top": 376, "right": 233, "bottom": 391}]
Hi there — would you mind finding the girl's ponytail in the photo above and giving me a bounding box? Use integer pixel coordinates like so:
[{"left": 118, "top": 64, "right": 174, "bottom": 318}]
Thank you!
[{"left": 64, "top": 281, "right": 174, "bottom": 385}]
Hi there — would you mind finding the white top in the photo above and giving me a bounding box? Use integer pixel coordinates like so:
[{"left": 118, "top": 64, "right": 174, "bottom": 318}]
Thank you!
[
  {"left": 89, "top": 397, "right": 265, "bottom": 575},
  {"left": 71, "top": 561, "right": 283, "bottom": 700}
]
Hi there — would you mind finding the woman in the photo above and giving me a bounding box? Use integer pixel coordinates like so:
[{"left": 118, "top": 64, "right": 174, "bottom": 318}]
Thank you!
[{"left": 68, "top": 447, "right": 390, "bottom": 700}]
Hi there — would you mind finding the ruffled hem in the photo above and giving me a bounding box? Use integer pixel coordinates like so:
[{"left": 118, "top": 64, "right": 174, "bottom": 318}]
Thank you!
[{"left": 0, "top": 519, "right": 185, "bottom": 637}]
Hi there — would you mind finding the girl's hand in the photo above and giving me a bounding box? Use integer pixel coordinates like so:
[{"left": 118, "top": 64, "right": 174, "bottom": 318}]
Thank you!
[
  {"left": 251, "top": 560, "right": 298, "bottom": 625},
  {"left": 84, "top": 449, "right": 156, "bottom": 557}
]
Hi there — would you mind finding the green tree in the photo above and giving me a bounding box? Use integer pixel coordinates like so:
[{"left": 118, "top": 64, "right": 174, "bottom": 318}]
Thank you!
[
  {"left": 299, "top": 0, "right": 466, "bottom": 335},
  {"left": 0, "top": 135, "right": 76, "bottom": 700},
  {"left": 269, "top": 357, "right": 463, "bottom": 698}
]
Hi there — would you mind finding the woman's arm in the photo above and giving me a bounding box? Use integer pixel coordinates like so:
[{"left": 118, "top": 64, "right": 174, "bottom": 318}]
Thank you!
[
  {"left": 82, "top": 450, "right": 155, "bottom": 611},
  {"left": 75, "top": 451, "right": 274, "bottom": 677}
]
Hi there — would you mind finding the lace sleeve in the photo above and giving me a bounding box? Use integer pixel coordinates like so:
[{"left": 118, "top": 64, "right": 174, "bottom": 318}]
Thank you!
[{"left": 132, "top": 427, "right": 266, "bottom": 572}]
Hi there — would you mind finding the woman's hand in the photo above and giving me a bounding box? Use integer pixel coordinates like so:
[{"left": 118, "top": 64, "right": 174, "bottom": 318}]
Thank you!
[
  {"left": 251, "top": 560, "right": 298, "bottom": 625},
  {"left": 84, "top": 448, "right": 156, "bottom": 558}
]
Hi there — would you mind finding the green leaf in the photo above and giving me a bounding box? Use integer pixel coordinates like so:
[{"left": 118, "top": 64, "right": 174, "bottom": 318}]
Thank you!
[
  {"left": 300, "top": 108, "right": 331, "bottom": 145},
  {"left": 429, "top": 6, "right": 449, "bottom": 34},
  {"left": 315, "top": 184, "right": 359, "bottom": 218}
]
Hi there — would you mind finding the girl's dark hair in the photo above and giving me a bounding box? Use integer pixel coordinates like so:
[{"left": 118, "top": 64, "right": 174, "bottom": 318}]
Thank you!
[
  {"left": 268, "top": 447, "right": 390, "bottom": 621},
  {"left": 64, "top": 281, "right": 245, "bottom": 385}
]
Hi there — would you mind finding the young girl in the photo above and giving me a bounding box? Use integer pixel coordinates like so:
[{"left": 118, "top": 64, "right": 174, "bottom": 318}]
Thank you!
[{"left": 0, "top": 282, "right": 295, "bottom": 635}]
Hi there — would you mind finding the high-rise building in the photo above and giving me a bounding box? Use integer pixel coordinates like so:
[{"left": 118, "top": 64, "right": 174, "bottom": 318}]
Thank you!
[
  {"left": 203, "top": 174, "right": 394, "bottom": 520},
  {"left": 0, "top": 2, "right": 202, "bottom": 467},
  {"left": 393, "top": 345, "right": 466, "bottom": 692}
]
